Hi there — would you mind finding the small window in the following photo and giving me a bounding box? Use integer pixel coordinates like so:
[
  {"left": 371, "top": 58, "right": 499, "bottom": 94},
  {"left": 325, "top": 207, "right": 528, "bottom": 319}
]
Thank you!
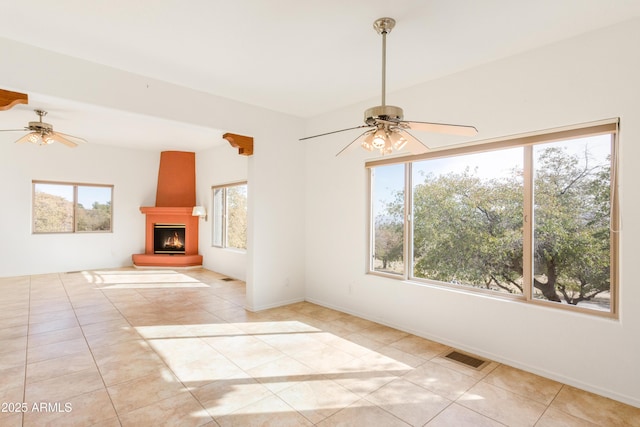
[
  {"left": 33, "top": 181, "right": 113, "bottom": 233},
  {"left": 212, "top": 182, "right": 247, "bottom": 250}
]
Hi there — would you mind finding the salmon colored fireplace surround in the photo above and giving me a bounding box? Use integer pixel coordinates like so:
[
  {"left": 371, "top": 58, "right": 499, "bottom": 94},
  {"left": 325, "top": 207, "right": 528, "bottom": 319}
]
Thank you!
[{"left": 132, "top": 151, "right": 203, "bottom": 267}]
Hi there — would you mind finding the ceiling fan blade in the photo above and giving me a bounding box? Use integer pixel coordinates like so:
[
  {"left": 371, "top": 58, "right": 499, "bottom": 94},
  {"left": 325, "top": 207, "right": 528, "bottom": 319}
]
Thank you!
[
  {"left": 49, "top": 132, "right": 79, "bottom": 147},
  {"left": 14, "top": 133, "right": 34, "bottom": 144},
  {"left": 56, "top": 131, "right": 87, "bottom": 144},
  {"left": 400, "top": 130, "right": 430, "bottom": 155},
  {"left": 335, "top": 130, "right": 373, "bottom": 157},
  {"left": 401, "top": 120, "right": 478, "bottom": 136},
  {"left": 300, "top": 125, "right": 371, "bottom": 141}
]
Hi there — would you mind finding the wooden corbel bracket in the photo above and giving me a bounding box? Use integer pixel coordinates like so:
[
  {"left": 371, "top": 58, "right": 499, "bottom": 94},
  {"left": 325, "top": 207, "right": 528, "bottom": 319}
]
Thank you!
[
  {"left": 0, "top": 89, "right": 28, "bottom": 111},
  {"left": 222, "top": 133, "right": 253, "bottom": 156}
]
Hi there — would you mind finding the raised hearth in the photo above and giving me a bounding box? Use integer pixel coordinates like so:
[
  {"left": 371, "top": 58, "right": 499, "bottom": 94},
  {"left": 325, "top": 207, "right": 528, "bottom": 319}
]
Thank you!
[{"left": 132, "top": 207, "right": 202, "bottom": 267}]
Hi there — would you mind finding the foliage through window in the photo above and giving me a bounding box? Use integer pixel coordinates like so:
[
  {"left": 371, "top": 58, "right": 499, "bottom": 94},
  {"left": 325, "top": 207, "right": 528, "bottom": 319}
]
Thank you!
[
  {"left": 368, "top": 123, "right": 618, "bottom": 315},
  {"left": 212, "top": 182, "right": 248, "bottom": 250},
  {"left": 33, "top": 181, "right": 113, "bottom": 233}
]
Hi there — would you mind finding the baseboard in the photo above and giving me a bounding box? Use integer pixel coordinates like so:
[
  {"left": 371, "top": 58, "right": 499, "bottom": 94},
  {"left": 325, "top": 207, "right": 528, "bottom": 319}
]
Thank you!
[{"left": 245, "top": 297, "right": 305, "bottom": 312}]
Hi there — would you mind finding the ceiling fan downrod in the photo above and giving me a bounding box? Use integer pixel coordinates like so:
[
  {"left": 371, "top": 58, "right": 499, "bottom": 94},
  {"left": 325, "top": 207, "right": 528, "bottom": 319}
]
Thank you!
[
  {"left": 373, "top": 17, "right": 395, "bottom": 107},
  {"left": 365, "top": 18, "right": 403, "bottom": 126}
]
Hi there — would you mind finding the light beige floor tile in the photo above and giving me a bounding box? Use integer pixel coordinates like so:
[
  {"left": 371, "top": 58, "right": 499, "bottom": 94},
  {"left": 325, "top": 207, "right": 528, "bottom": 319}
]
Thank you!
[
  {"left": 0, "top": 348, "right": 26, "bottom": 370},
  {"left": 92, "top": 340, "right": 169, "bottom": 386},
  {"left": 343, "top": 332, "right": 387, "bottom": 351},
  {"left": 119, "top": 392, "right": 213, "bottom": 427},
  {"left": 536, "top": 406, "right": 601, "bottom": 427},
  {"left": 0, "top": 325, "right": 28, "bottom": 340},
  {"left": 84, "top": 325, "right": 142, "bottom": 349},
  {"left": 317, "top": 398, "right": 411, "bottom": 427},
  {"left": 0, "top": 412, "right": 23, "bottom": 427},
  {"left": 327, "top": 314, "right": 379, "bottom": 332},
  {"left": 27, "top": 326, "right": 84, "bottom": 348},
  {"left": 375, "top": 344, "right": 427, "bottom": 368},
  {"left": 76, "top": 309, "right": 125, "bottom": 326},
  {"left": 327, "top": 356, "right": 398, "bottom": 397},
  {"left": 549, "top": 385, "right": 640, "bottom": 426},
  {"left": 0, "top": 308, "right": 28, "bottom": 321},
  {"left": 276, "top": 378, "right": 361, "bottom": 424},
  {"left": 194, "top": 377, "right": 273, "bottom": 417},
  {"left": 313, "top": 332, "right": 375, "bottom": 358},
  {"left": 27, "top": 317, "right": 79, "bottom": 335},
  {"left": 184, "top": 321, "right": 245, "bottom": 338},
  {"left": 82, "top": 319, "right": 131, "bottom": 336},
  {"left": 253, "top": 331, "right": 327, "bottom": 357},
  {"left": 0, "top": 335, "right": 27, "bottom": 353},
  {"left": 164, "top": 352, "right": 249, "bottom": 387},
  {"left": 390, "top": 335, "right": 451, "bottom": 360},
  {"left": 0, "top": 366, "right": 25, "bottom": 403},
  {"left": 28, "top": 309, "right": 76, "bottom": 324},
  {"left": 426, "top": 403, "right": 504, "bottom": 426},
  {"left": 246, "top": 354, "right": 320, "bottom": 393},
  {"left": 290, "top": 343, "right": 357, "bottom": 375},
  {"left": 204, "top": 335, "right": 285, "bottom": 371},
  {"left": 23, "top": 388, "right": 117, "bottom": 427},
  {"left": 25, "top": 368, "right": 105, "bottom": 403},
  {"left": 26, "top": 350, "right": 97, "bottom": 384},
  {"left": 107, "top": 368, "right": 190, "bottom": 414},
  {"left": 215, "top": 394, "right": 314, "bottom": 427},
  {"left": 0, "top": 315, "right": 28, "bottom": 329},
  {"left": 484, "top": 364, "right": 562, "bottom": 405},
  {"left": 457, "top": 381, "right": 547, "bottom": 426},
  {"left": 26, "top": 337, "right": 89, "bottom": 364},
  {"left": 357, "top": 324, "right": 410, "bottom": 346},
  {"left": 355, "top": 351, "right": 414, "bottom": 376},
  {"left": 365, "top": 378, "right": 451, "bottom": 426}
]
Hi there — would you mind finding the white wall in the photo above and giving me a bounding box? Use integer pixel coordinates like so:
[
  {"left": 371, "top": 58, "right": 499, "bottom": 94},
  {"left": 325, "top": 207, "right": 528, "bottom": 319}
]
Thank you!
[
  {"left": 304, "top": 18, "right": 640, "bottom": 407},
  {"left": 196, "top": 143, "right": 249, "bottom": 282},
  {"left": 0, "top": 37, "right": 307, "bottom": 311},
  {"left": 0, "top": 139, "right": 158, "bottom": 276}
]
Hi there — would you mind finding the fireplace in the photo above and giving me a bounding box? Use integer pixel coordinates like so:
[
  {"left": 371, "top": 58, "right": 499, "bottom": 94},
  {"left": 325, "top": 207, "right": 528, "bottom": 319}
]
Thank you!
[
  {"left": 154, "top": 224, "right": 186, "bottom": 254},
  {"left": 132, "top": 151, "right": 203, "bottom": 267}
]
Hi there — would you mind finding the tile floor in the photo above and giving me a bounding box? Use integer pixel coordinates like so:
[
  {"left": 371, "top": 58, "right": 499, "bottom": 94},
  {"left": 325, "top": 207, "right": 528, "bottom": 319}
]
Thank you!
[{"left": 0, "top": 268, "right": 638, "bottom": 427}]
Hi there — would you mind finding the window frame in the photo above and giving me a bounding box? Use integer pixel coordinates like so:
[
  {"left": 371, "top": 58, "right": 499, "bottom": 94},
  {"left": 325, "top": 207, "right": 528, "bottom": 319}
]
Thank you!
[
  {"left": 211, "top": 181, "right": 248, "bottom": 251},
  {"left": 32, "top": 180, "right": 114, "bottom": 234},
  {"left": 366, "top": 120, "right": 619, "bottom": 318}
]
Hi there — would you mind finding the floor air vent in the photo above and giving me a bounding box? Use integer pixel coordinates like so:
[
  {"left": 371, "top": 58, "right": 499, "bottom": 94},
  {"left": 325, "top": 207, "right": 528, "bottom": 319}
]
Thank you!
[
  {"left": 220, "top": 277, "right": 235, "bottom": 282},
  {"left": 444, "top": 350, "right": 488, "bottom": 369}
]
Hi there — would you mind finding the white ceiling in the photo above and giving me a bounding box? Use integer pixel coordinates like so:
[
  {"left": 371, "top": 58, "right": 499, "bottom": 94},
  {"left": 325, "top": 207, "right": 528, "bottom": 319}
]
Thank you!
[{"left": 1, "top": 0, "right": 639, "bottom": 150}]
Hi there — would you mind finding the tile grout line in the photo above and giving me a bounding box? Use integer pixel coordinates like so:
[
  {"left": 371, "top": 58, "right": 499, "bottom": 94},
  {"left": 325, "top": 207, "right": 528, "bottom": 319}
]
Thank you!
[{"left": 21, "top": 275, "right": 32, "bottom": 427}]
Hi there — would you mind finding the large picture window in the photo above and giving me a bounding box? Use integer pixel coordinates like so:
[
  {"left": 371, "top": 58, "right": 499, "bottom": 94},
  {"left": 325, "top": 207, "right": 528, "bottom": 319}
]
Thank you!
[
  {"left": 212, "top": 182, "right": 248, "bottom": 250},
  {"left": 33, "top": 181, "right": 113, "bottom": 233},
  {"left": 367, "top": 121, "right": 618, "bottom": 316}
]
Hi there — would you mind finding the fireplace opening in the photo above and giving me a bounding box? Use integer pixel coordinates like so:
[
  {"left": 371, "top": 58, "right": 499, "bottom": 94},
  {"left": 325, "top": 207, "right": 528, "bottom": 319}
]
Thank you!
[{"left": 154, "top": 223, "right": 186, "bottom": 254}]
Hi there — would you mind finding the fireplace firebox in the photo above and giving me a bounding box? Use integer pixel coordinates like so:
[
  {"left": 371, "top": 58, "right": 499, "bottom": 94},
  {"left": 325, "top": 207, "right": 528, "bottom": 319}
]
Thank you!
[{"left": 154, "top": 223, "right": 186, "bottom": 254}]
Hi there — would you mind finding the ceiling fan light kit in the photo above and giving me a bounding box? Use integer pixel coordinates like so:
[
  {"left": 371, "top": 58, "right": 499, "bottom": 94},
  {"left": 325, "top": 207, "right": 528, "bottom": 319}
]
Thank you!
[
  {"left": 301, "top": 17, "right": 478, "bottom": 156},
  {"left": 1, "top": 109, "right": 86, "bottom": 147}
]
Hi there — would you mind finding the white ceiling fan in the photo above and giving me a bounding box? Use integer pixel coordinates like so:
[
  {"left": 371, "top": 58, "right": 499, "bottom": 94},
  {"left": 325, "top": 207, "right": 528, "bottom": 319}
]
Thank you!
[
  {"left": 300, "top": 17, "right": 478, "bottom": 156},
  {"left": 0, "top": 109, "right": 86, "bottom": 147}
]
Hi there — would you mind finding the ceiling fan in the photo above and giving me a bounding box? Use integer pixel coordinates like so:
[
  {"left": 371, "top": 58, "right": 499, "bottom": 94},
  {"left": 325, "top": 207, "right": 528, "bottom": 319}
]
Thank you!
[
  {"left": 300, "top": 17, "right": 478, "bottom": 156},
  {"left": 0, "top": 109, "right": 86, "bottom": 147}
]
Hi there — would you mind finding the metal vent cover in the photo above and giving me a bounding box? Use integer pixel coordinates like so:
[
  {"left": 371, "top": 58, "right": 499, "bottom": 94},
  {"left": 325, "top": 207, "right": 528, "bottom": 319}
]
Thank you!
[
  {"left": 444, "top": 350, "right": 488, "bottom": 370},
  {"left": 220, "top": 277, "right": 235, "bottom": 282}
]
